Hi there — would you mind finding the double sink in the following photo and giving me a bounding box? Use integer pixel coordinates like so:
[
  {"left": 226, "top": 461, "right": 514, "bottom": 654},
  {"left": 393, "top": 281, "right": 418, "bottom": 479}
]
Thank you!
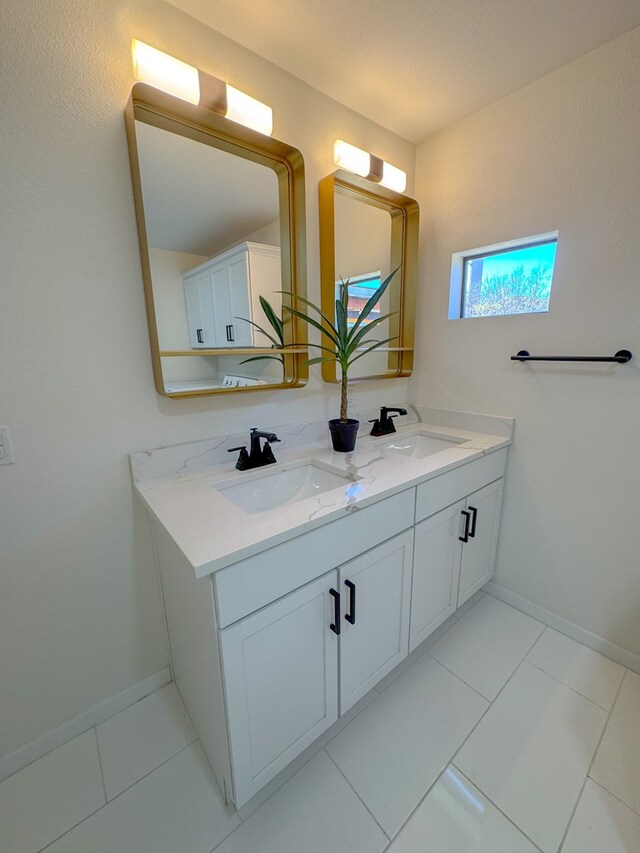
[{"left": 214, "top": 428, "right": 464, "bottom": 516}]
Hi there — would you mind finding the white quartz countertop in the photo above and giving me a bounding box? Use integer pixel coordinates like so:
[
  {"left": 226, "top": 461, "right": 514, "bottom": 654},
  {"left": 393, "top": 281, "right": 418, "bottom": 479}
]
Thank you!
[{"left": 134, "top": 421, "right": 511, "bottom": 577}]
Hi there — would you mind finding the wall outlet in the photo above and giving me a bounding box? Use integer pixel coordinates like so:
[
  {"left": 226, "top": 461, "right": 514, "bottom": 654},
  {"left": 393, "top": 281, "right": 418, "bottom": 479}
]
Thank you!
[{"left": 0, "top": 426, "right": 15, "bottom": 465}]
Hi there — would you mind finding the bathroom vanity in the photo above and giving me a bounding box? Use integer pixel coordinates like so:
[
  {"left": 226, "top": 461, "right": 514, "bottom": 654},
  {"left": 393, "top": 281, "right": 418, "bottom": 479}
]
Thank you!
[{"left": 132, "top": 409, "right": 511, "bottom": 807}]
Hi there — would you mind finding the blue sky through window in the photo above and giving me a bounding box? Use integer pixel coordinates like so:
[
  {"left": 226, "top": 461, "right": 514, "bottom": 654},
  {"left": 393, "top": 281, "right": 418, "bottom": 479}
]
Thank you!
[{"left": 462, "top": 240, "right": 557, "bottom": 317}]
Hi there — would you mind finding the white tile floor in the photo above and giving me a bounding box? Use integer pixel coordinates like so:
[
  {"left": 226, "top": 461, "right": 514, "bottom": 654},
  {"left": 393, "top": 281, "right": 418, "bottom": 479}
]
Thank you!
[{"left": 2, "top": 592, "right": 639, "bottom": 853}]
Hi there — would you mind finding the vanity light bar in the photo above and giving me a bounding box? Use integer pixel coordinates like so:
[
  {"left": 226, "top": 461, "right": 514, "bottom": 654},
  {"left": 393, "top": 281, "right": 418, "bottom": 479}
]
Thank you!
[
  {"left": 332, "top": 139, "right": 407, "bottom": 193},
  {"left": 131, "top": 40, "right": 273, "bottom": 136}
]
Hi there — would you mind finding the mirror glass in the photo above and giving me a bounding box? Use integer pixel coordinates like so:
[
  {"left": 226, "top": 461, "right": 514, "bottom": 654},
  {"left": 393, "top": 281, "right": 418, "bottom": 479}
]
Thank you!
[
  {"left": 126, "top": 85, "right": 307, "bottom": 397},
  {"left": 319, "top": 172, "right": 419, "bottom": 383},
  {"left": 333, "top": 190, "right": 394, "bottom": 379}
]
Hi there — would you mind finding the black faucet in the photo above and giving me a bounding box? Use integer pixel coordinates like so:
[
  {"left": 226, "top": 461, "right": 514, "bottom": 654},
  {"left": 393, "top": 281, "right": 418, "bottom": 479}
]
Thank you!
[
  {"left": 369, "top": 406, "right": 408, "bottom": 437},
  {"left": 228, "top": 428, "right": 281, "bottom": 471}
]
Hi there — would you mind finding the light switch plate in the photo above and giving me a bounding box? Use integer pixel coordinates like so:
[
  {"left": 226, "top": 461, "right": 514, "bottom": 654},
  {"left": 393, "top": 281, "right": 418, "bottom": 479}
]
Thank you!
[{"left": 0, "top": 426, "right": 15, "bottom": 465}]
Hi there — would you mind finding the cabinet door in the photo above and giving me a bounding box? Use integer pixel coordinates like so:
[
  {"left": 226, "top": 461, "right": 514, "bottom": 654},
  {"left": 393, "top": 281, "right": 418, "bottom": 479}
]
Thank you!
[
  {"left": 410, "top": 501, "right": 465, "bottom": 652},
  {"left": 184, "top": 272, "right": 215, "bottom": 348},
  {"left": 339, "top": 530, "right": 413, "bottom": 713},
  {"left": 209, "top": 265, "right": 233, "bottom": 346},
  {"left": 219, "top": 572, "right": 338, "bottom": 806},
  {"left": 227, "top": 254, "right": 253, "bottom": 347},
  {"left": 458, "top": 479, "right": 503, "bottom": 606}
]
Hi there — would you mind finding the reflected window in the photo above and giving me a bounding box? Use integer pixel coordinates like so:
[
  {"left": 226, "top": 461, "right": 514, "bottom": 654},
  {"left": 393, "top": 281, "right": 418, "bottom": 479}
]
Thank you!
[{"left": 336, "top": 271, "right": 382, "bottom": 328}]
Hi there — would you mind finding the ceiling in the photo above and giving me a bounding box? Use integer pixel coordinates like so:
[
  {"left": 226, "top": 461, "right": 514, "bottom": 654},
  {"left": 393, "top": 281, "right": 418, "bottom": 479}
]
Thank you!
[
  {"left": 168, "top": 0, "right": 640, "bottom": 142},
  {"left": 136, "top": 120, "right": 279, "bottom": 256}
]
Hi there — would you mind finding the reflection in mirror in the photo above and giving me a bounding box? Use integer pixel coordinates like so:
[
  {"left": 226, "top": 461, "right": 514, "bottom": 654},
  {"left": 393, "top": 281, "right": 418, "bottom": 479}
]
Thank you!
[
  {"left": 334, "top": 192, "right": 393, "bottom": 378},
  {"left": 125, "top": 83, "right": 307, "bottom": 396},
  {"left": 319, "top": 171, "right": 419, "bottom": 382}
]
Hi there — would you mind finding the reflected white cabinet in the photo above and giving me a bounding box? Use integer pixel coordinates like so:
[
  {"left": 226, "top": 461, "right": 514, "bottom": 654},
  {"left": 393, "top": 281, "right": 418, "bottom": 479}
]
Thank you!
[
  {"left": 183, "top": 241, "right": 281, "bottom": 349},
  {"left": 338, "top": 530, "right": 414, "bottom": 713},
  {"left": 219, "top": 572, "right": 339, "bottom": 806}
]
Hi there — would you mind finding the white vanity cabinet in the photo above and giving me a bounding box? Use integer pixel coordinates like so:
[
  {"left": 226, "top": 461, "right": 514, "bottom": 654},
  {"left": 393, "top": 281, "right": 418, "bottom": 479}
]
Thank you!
[
  {"left": 410, "top": 450, "right": 506, "bottom": 652},
  {"left": 183, "top": 241, "right": 281, "bottom": 348},
  {"left": 457, "top": 479, "right": 504, "bottom": 605},
  {"left": 410, "top": 501, "right": 465, "bottom": 651},
  {"left": 152, "top": 447, "right": 507, "bottom": 810},
  {"left": 219, "top": 572, "right": 339, "bottom": 806},
  {"left": 338, "top": 529, "right": 414, "bottom": 713}
]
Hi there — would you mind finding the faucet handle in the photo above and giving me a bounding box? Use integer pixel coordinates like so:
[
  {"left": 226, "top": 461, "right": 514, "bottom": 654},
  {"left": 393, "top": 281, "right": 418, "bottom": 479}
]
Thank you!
[
  {"left": 228, "top": 445, "right": 250, "bottom": 471},
  {"left": 261, "top": 442, "right": 277, "bottom": 465}
]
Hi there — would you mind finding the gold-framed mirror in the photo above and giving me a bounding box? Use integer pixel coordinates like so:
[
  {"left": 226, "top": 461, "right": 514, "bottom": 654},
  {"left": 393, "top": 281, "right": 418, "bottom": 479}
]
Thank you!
[
  {"left": 125, "top": 82, "right": 307, "bottom": 397},
  {"left": 318, "top": 170, "right": 419, "bottom": 382}
]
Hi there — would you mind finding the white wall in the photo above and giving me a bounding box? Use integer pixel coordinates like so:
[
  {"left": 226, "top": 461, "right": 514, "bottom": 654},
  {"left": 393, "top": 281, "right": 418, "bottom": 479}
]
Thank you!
[
  {"left": 0, "top": 0, "right": 415, "bottom": 759},
  {"left": 149, "top": 247, "right": 207, "bottom": 350},
  {"left": 412, "top": 28, "right": 640, "bottom": 657}
]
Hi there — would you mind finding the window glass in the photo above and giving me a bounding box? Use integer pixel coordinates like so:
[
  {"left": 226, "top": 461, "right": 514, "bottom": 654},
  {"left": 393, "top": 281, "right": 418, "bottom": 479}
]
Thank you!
[{"left": 461, "top": 239, "right": 557, "bottom": 318}]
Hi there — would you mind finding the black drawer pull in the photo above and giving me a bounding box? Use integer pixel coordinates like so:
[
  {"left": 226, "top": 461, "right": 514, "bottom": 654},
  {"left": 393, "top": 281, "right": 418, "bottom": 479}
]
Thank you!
[
  {"left": 329, "top": 588, "right": 341, "bottom": 635},
  {"left": 468, "top": 506, "right": 478, "bottom": 538},
  {"left": 459, "top": 510, "right": 471, "bottom": 542},
  {"left": 196, "top": 328, "right": 204, "bottom": 344},
  {"left": 345, "top": 580, "right": 356, "bottom": 625}
]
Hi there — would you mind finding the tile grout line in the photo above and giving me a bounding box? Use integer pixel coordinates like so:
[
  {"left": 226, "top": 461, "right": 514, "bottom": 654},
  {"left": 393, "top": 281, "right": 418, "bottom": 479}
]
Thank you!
[
  {"left": 379, "top": 619, "right": 548, "bottom": 851},
  {"left": 449, "top": 764, "right": 545, "bottom": 853},
  {"left": 233, "top": 689, "right": 381, "bottom": 824},
  {"left": 38, "top": 741, "right": 197, "bottom": 852},
  {"left": 373, "top": 615, "right": 460, "bottom": 695},
  {"left": 373, "top": 590, "right": 489, "bottom": 698},
  {"left": 0, "top": 672, "right": 173, "bottom": 788},
  {"left": 324, "top": 747, "right": 391, "bottom": 843},
  {"left": 585, "top": 775, "right": 640, "bottom": 821},
  {"left": 92, "top": 727, "right": 108, "bottom": 804},
  {"left": 376, "top": 591, "right": 486, "bottom": 698},
  {"left": 207, "top": 687, "right": 387, "bottom": 852},
  {"left": 422, "top": 651, "right": 495, "bottom": 702},
  {"left": 426, "top": 625, "right": 548, "bottom": 842},
  {"left": 524, "top": 656, "right": 622, "bottom": 712},
  {"left": 557, "top": 669, "right": 630, "bottom": 851}
]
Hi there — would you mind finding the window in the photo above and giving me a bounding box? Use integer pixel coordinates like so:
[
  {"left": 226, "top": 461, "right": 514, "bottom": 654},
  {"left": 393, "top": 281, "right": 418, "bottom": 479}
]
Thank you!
[{"left": 449, "top": 232, "right": 558, "bottom": 319}]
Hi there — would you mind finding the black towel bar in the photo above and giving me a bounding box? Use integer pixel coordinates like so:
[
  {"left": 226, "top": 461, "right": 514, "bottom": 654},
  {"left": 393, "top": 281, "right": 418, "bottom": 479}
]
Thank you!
[{"left": 512, "top": 350, "right": 632, "bottom": 364}]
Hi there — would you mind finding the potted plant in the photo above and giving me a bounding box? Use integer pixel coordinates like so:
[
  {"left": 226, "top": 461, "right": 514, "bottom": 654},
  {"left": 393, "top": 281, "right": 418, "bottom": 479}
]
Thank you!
[{"left": 286, "top": 269, "right": 398, "bottom": 452}]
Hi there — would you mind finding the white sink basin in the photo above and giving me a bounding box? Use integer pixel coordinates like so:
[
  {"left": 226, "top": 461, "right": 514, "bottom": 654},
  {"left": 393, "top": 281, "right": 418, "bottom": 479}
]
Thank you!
[
  {"left": 215, "top": 459, "right": 355, "bottom": 515},
  {"left": 379, "top": 430, "right": 464, "bottom": 459}
]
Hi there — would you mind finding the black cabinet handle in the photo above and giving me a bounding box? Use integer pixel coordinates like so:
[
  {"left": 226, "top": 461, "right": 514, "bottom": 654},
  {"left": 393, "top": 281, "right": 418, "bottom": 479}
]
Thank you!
[
  {"left": 468, "top": 506, "right": 478, "bottom": 538},
  {"left": 459, "top": 510, "right": 471, "bottom": 542},
  {"left": 196, "top": 328, "right": 204, "bottom": 344},
  {"left": 329, "top": 588, "right": 341, "bottom": 635},
  {"left": 345, "top": 580, "right": 356, "bottom": 625},
  {"left": 226, "top": 324, "right": 235, "bottom": 342}
]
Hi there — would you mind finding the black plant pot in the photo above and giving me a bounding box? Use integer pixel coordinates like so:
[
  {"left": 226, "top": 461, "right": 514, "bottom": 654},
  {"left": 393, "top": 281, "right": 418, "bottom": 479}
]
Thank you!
[{"left": 328, "top": 418, "right": 359, "bottom": 453}]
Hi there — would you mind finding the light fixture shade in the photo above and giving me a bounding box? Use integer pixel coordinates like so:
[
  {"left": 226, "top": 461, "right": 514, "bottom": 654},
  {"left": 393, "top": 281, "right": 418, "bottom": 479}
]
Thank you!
[
  {"left": 226, "top": 85, "right": 273, "bottom": 136},
  {"left": 333, "top": 140, "right": 371, "bottom": 178},
  {"left": 131, "top": 40, "right": 200, "bottom": 105},
  {"left": 379, "top": 161, "right": 407, "bottom": 193}
]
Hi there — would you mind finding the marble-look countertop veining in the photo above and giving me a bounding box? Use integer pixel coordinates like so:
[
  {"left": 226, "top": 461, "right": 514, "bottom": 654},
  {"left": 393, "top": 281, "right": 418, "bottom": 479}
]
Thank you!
[{"left": 132, "top": 406, "right": 513, "bottom": 577}]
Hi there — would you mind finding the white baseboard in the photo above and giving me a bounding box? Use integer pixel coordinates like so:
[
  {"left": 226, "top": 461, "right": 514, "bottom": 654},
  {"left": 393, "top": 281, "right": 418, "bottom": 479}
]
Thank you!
[
  {"left": 0, "top": 666, "right": 172, "bottom": 783},
  {"left": 485, "top": 582, "right": 640, "bottom": 675}
]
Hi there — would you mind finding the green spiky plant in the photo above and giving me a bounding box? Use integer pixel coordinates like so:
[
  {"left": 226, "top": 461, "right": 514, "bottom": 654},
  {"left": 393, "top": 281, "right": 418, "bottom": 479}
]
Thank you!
[
  {"left": 285, "top": 268, "right": 399, "bottom": 423},
  {"left": 236, "top": 295, "right": 286, "bottom": 380}
]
